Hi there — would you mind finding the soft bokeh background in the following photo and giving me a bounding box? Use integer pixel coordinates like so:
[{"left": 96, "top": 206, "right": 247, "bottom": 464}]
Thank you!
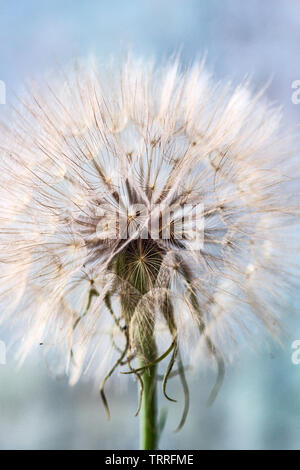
[{"left": 0, "top": 0, "right": 300, "bottom": 450}]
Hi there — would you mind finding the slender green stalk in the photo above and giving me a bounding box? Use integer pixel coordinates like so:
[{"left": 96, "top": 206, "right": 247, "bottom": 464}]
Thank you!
[
  {"left": 112, "top": 241, "right": 162, "bottom": 449},
  {"left": 139, "top": 356, "right": 157, "bottom": 450}
]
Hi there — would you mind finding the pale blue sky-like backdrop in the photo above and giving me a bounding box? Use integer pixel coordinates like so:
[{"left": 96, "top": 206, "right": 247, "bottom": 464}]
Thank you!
[{"left": 0, "top": 0, "right": 300, "bottom": 450}]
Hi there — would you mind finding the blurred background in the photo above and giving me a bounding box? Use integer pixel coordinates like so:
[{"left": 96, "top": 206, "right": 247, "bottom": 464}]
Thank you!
[{"left": 0, "top": 0, "right": 300, "bottom": 450}]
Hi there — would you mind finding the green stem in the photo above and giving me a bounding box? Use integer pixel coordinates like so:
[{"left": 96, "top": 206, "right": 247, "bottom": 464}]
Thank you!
[{"left": 139, "top": 338, "right": 158, "bottom": 450}]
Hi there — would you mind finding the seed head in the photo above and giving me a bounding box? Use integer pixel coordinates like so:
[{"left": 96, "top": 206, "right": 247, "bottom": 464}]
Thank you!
[{"left": 0, "top": 57, "right": 299, "bottom": 421}]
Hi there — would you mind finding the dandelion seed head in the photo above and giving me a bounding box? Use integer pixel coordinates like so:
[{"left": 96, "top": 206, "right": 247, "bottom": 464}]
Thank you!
[{"left": 0, "top": 56, "right": 299, "bottom": 401}]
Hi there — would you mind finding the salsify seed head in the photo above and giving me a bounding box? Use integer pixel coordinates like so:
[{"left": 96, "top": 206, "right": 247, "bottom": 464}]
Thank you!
[{"left": 0, "top": 57, "right": 299, "bottom": 414}]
